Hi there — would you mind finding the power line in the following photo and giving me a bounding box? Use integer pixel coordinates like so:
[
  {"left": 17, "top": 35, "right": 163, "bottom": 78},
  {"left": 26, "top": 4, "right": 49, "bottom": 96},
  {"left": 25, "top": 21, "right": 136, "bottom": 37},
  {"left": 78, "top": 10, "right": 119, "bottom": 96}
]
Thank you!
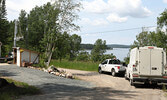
[{"left": 79, "top": 26, "right": 157, "bottom": 34}]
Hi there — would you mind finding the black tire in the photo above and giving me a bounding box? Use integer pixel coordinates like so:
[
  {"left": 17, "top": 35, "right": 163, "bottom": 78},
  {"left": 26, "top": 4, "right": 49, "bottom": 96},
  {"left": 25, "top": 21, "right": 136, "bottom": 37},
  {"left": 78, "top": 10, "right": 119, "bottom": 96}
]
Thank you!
[
  {"left": 111, "top": 69, "right": 116, "bottom": 76},
  {"left": 130, "top": 79, "right": 134, "bottom": 86},
  {"left": 98, "top": 67, "right": 103, "bottom": 74}
]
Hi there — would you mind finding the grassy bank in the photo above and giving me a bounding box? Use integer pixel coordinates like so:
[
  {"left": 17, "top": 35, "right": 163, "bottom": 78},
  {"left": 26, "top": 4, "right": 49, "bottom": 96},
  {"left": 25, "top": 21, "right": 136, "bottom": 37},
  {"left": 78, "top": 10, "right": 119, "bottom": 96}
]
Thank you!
[
  {"left": 50, "top": 60, "right": 99, "bottom": 71},
  {"left": 0, "top": 77, "right": 40, "bottom": 100}
]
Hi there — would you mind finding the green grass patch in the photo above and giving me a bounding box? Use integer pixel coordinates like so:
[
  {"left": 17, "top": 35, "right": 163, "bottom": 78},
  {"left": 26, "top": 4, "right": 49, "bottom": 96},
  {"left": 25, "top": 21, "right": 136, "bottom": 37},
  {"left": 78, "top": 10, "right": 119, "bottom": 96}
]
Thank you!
[
  {"left": 0, "top": 77, "right": 41, "bottom": 100},
  {"left": 50, "top": 60, "right": 99, "bottom": 71}
]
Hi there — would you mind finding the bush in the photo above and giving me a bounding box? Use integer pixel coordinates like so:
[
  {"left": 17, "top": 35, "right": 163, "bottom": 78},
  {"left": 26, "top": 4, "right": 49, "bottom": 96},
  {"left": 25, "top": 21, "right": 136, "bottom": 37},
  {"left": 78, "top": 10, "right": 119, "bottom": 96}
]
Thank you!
[{"left": 76, "top": 51, "right": 90, "bottom": 61}]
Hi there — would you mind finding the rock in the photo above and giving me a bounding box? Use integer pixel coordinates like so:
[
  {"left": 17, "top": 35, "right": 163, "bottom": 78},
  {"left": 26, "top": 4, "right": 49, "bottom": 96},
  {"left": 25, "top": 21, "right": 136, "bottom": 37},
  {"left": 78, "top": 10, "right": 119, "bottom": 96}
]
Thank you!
[
  {"left": 47, "top": 66, "right": 53, "bottom": 73},
  {"left": 50, "top": 72, "right": 56, "bottom": 75},
  {"left": 55, "top": 72, "right": 60, "bottom": 76},
  {"left": 52, "top": 67, "right": 60, "bottom": 72},
  {"left": 60, "top": 70, "right": 66, "bottom": 74},
  {"left": 43, "top": 68, "right": 48, "bottom": 72},
  {"left": 61, "top": 74, "right": 66, "bottom": 77}
]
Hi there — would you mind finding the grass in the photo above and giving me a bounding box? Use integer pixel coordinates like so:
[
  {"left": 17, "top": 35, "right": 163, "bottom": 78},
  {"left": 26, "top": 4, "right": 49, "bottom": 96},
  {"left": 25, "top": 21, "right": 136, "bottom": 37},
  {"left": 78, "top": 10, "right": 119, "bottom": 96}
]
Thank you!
[
  {"left": 50, "top": 60, "right": 100, "bottom": 71},
  {"left": 0, "top": 77, "right": 41, "bottom": 100}
]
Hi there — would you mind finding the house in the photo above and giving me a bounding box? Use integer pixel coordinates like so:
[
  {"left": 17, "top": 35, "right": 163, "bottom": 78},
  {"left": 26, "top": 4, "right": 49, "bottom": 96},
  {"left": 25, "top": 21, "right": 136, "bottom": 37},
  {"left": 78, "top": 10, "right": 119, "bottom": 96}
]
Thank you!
[{"left": 13, "top": 47, "right": 39, "bottom": 67}]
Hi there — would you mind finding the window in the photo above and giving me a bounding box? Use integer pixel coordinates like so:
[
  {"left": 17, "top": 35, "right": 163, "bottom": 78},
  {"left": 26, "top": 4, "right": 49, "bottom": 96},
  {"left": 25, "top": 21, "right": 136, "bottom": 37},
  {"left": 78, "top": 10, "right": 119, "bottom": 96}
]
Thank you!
[
  {"left": 109, "top": 59, "right": 120, "bottom": 64},
  {"left": 102, "top": 60, "right": 108, "bottom": 64}
]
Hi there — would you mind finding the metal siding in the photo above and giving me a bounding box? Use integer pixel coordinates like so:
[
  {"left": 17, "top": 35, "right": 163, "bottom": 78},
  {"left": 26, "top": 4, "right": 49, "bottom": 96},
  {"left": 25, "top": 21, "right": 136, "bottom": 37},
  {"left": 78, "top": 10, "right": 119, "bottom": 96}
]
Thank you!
[
  {"left": 21, "top": 51, "right": 29, "bottom": 62},
  {"left": 31, "top": 52, "right": 39, "bottom": 63}
]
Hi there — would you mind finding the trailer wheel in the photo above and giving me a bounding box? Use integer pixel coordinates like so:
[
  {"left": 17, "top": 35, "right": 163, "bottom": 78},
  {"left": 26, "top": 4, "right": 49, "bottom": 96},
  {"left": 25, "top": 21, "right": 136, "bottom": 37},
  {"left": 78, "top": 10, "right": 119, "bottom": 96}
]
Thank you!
[{"left": 111, "top": 69, "right": 116, "bottom": 76}]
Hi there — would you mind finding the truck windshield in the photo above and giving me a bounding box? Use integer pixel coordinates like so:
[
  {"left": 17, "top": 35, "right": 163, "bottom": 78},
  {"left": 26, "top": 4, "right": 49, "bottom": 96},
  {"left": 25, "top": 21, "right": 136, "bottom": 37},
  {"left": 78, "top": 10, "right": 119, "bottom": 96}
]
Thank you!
[{"left": 109, "top": 60, "right": 121, "bottom": 64}]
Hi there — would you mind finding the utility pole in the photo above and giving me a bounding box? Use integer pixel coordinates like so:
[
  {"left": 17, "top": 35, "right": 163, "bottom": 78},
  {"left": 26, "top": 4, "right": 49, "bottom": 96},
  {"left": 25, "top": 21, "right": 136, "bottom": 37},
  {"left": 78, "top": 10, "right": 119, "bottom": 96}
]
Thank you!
[
  {"left": 14, "top": 20, "right": 17, "bottom": 47},
  {"left": 0, "top": 42, "right": 2, "bottom": 57}
]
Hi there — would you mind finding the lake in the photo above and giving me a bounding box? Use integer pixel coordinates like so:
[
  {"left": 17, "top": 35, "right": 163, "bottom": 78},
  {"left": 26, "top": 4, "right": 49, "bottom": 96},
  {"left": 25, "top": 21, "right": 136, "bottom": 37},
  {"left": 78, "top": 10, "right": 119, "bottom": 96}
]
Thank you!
[{"left": 85, "top": 48, "right": 130, "bottom": 61}]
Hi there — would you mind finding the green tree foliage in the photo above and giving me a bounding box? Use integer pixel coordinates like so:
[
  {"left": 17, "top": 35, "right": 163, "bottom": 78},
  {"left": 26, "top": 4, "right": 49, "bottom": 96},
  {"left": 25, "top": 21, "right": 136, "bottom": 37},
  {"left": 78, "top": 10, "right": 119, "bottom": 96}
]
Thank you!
[
  {"left": 69, "top": 34, "right": 81, "bottom": 60},
  {"left": 0, "top": 0, "right": 11, "bottom": 56},
  {"left": 17, "top": 10, "right": 28, "bottom": 47},
  {"left": 80, "top": 44, "right": 94, "bottom": 50},
  {"left": 76, "top": 51, "right": 90, "bottom": 61},
  {"left": 91, "top": 39, "right": 107, "bottom": 62},
  {"left": 132, "top": 31, "right": 167, "bottom": 50},
  {"left": 53, "top": 32, "right": 70, "bottom": 61},
  {"left": 157, "top": 9, "right": 167, "bottom": 29},
  {"left": 27, "top": 5, "right": 46, "bottom": 51}
]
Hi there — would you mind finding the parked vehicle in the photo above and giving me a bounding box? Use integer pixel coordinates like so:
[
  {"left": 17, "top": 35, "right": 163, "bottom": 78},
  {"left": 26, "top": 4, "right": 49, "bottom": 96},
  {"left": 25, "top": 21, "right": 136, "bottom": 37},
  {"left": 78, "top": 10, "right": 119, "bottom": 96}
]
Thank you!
[
  {"left": 0, "top": 52, "right": 13, "bottom": 63},
  {"left": 125, "top": 46, "right": 167, "bottom": 86},
  {"left": 98, "top": 59, "right": 126, "bottom": 76}
]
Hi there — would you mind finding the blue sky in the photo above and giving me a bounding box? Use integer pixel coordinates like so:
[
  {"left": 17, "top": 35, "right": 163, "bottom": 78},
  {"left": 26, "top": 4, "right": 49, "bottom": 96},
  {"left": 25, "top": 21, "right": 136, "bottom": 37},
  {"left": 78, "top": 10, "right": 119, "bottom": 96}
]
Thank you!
[{"left": 6, "top": 0, "right": 167, "bottom": 45}]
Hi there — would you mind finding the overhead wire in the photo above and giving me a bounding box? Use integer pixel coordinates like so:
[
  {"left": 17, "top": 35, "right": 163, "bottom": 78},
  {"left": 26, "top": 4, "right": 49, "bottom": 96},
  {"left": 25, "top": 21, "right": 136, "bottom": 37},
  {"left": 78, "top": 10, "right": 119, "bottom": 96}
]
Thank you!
[{"left": 79, "top": 26, "right": 157, "bottom": 34}]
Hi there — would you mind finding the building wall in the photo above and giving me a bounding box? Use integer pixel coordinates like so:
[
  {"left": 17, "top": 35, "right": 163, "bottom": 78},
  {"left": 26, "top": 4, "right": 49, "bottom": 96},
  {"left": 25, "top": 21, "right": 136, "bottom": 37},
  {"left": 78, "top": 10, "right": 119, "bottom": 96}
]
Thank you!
[
  {"left": 17, "top": 48, "right": 20, "bottom": 66},
  {"left": 31, "top": 52, "right": 39, "bottom": 63},
  {"left": 21, "top": 51, "right": 30, "bottom": 63}
]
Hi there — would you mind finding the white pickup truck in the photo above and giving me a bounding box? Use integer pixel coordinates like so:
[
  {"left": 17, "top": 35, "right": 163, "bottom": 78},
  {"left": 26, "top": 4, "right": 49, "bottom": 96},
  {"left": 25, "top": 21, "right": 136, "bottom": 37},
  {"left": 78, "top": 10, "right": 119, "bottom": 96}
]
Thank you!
[{"left": 98, "top": 59, "right": 126, "bottom": 76}]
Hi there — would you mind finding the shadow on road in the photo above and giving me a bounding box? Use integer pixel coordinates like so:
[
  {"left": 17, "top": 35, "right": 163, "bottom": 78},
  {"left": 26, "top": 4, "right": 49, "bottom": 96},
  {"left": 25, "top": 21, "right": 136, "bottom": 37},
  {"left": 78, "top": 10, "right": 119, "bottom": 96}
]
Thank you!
[
  {"left": 20, "top": 83, "right": 138, "bottom": 100},
  {"left": 0, "top": 70, "right": 17, "bottom": 77}
]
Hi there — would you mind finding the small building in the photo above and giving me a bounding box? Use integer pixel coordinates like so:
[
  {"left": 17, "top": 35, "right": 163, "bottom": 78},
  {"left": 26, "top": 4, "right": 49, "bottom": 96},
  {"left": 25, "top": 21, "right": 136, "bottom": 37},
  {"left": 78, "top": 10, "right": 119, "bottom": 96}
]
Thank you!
[{"left": 13, "top": 47, "right": 39, "bottom": 67}]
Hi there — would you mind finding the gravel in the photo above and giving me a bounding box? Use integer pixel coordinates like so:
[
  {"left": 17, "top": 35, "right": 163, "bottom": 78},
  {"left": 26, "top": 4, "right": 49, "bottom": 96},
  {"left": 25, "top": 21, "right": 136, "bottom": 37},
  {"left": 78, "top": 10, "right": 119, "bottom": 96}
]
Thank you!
[
  {"left": 0, "top": 64, "right": 95, "bottom": 100},
  {"left": 1, "top": 64, "right": 166, "bottom": 100}
]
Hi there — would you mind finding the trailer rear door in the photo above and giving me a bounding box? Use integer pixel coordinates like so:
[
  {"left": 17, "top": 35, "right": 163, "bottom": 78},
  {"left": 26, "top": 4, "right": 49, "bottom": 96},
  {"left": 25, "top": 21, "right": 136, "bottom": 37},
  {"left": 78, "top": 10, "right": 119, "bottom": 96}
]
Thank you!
[
  {"left": 150, "top": 49, "right": 162, "bottom": 76},
  {"left": 139, "top": 49, "right": 151, "bottom": 75}
]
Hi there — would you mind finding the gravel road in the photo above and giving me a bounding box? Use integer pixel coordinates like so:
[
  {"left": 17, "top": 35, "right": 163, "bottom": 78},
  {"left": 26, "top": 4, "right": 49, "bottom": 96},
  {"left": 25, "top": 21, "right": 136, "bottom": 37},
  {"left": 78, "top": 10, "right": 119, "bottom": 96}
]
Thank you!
[
  {"left": 58, "top": 68, "right": 167, "bottom": 100},
  {"left": 0, "top": 64, "right": 166, "bottom": 100}
]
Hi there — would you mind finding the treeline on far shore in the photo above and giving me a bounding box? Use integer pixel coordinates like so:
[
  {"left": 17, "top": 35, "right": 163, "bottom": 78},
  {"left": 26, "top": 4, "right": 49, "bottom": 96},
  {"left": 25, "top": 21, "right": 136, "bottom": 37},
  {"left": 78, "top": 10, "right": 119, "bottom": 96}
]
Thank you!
[{"left": 80, "top": 44, "right": 131, "bottom": 50}]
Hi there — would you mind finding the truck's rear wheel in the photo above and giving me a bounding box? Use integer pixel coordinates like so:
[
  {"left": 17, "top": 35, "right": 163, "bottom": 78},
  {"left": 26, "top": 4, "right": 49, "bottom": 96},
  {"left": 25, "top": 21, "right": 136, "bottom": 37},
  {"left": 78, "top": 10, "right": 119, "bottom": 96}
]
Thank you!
[
  {"left": 98, "top": 67, "right": 103, "bottom": 74},
  {"left": 111, "top": 69, "right": 116, "bottom": 76}
]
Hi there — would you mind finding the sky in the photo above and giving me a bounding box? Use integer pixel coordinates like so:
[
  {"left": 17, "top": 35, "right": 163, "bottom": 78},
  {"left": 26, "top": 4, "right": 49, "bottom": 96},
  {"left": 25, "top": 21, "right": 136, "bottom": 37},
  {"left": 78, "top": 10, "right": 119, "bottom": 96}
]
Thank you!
[{"left": 6, "top": 0, "right": 167, "bottom": 45}]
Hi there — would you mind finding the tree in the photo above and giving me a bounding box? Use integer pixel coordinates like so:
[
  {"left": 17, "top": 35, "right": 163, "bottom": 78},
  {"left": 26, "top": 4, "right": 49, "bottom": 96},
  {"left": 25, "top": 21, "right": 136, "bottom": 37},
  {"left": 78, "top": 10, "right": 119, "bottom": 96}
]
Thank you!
[
  {"left": 42, "top": 0, "right": 81, "bottom": 66},
  {"left": 157, "top": 9, "right": 167, "bottom": 29},
  {"left": 18, "top": 10, "right": 28, "bottom": 48},
  {"left": 0, "top": 0, "right": 6, "bottom": 19},
  {"left": 0, "top": 0, "right": 10, "bottom": 56},
  {"left": 53, "top": 32, "right": 71, "bottom": 61},
  {"left": 27, "top": 5, "right": 46, "bottom": 51},
  {"left": 69, "top": 34, "right": 81, "bottom": 60},
  {"left": 76, "top": 51, "right": 90, "bottom": 61},
  {"left": 91, "top": 39, "right": 107, "bottom": 62}
]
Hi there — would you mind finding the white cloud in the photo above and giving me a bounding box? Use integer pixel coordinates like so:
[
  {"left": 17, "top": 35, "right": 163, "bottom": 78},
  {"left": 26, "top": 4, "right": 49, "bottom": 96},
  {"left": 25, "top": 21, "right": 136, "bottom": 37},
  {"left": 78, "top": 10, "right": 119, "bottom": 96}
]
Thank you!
[
  {"left": 83, "top": 0, "right": 152, "bottom": 22},
  {"left": 6, "top": 0, "right": 50, "bottom": 20},
  {"left": 80, "top": 18, "right": 108, "bottom": 26},
  {"left": 107, "top": 13, "right": 127, "bottom": 23},
  {"left": 83, "top": 0, "right": 110, "bottom": 14},
  {"left": 163, "top": 0, "right": 167, "bottom": 3}
]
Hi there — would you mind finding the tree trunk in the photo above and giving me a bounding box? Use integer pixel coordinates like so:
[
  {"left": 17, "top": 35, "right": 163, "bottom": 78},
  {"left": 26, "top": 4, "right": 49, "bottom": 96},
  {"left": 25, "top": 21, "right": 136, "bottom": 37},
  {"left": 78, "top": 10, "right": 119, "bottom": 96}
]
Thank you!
[{"left": 46, "top": 45, "right": 55, "bottom": 66}]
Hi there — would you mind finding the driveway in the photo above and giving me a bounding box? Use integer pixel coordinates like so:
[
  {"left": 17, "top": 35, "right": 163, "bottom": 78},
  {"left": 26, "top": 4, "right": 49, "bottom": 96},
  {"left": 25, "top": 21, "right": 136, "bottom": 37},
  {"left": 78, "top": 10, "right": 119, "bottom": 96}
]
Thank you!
[{"left": 0, "top": 64, "right": 166, "bottom": 100}]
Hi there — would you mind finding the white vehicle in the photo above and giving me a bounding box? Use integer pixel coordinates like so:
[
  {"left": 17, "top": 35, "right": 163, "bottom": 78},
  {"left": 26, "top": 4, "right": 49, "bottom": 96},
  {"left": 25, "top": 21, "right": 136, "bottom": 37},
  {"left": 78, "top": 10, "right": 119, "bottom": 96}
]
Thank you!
[
  {"left": 125, "top": 46, "right": 167, "bottom": 85},
  {"left": 98, "top": 59, "right": 126, "bottom": 76}
]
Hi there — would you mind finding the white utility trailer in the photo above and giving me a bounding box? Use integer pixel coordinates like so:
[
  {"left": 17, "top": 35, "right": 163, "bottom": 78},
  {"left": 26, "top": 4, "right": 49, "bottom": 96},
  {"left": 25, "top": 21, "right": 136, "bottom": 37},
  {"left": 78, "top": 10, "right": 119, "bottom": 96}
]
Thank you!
[{"left": 125, "top": 46, "right": 167, "bottom": 85}]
